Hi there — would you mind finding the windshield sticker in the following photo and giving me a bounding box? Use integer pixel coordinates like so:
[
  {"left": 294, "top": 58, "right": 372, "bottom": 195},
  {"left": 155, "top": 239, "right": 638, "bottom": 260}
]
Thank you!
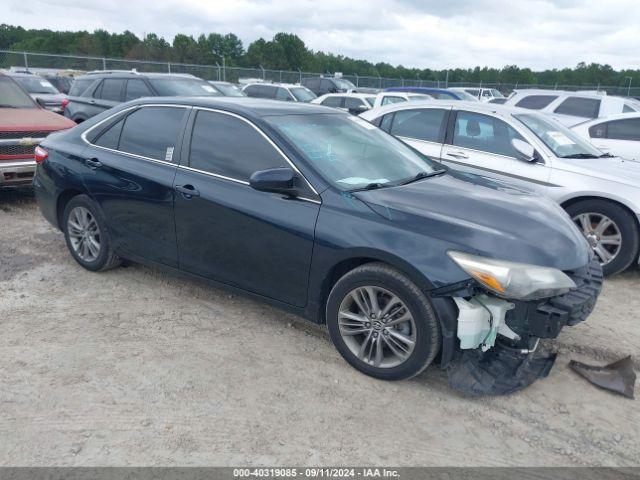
[
  {"left": 547, "top": 131, "right": 575, "bottom": 146},
  {"left": 165, "top": 146, "right": 174, "bottom": 162},
  {"left": 40, "top": 81, "right": 54, "bottom": 88}
]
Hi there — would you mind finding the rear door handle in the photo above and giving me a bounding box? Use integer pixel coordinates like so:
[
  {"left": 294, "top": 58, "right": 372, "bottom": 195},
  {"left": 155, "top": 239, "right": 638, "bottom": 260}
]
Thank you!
[
  {"left": 175, "top": 184, "right": 200, "bottom": 198},
  {"left": 447, "top": 151, "right": 469, "bottom": 159},
  {"left": 85, "top": 158, "right": 102, "bottom": 169}
]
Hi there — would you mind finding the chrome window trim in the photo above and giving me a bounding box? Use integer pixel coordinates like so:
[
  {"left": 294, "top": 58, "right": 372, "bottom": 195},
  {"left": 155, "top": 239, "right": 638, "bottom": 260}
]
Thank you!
[
  {"left": 192, "top": 106, "right": 321, "bottom": 198},
  {"left": 80, "top": 104, "right": 191, "bottom": 166}
]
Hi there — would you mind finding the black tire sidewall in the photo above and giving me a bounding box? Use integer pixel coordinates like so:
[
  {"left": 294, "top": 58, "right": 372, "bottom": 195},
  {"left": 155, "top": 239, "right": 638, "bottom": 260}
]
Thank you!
[
  {"left": 326, "top": 264, "right": 441, "bottom": 381},
  {"left": 565, "top": 199, "right": 639, "bottom": 276},
  {"left": 62, "top": 195, "right": 112, "bottom": 271}
]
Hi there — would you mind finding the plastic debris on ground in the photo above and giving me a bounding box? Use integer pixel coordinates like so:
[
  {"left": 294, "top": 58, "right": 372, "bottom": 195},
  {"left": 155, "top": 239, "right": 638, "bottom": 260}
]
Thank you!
[{"left": 569, "top": 356, "right": 636, "bottom": 399}]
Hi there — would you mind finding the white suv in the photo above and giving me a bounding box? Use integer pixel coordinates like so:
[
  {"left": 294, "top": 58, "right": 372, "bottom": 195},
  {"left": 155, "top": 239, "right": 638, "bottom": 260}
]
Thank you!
[
  {"left": 242, "top": 82, "right": 317, "bottom": 102},
  {"left": 504, "top": 89, "right": 640, "bottom": 126},
  {"left": 450, "top": 87, "right": 503, "bottom": 102},
  {"left": 311, "top": 93, "right": 376, "bottom": 114},
  {"left": 361, "top": 100, "right": 640, "bottom": 275}
]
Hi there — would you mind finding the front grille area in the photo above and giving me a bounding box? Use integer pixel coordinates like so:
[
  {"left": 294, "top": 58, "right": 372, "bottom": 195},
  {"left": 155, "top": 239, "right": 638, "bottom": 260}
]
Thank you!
[
  {"left": 0, "top": 131, "right": 51, "bottom": 140},
  {"left": 0, "top": 144, "right": 37, "bottom": 156}
]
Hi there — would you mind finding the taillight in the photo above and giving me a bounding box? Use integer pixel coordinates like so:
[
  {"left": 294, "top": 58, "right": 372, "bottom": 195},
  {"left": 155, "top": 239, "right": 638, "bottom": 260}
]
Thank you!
[
  {"left": 35, "top": 146, "right": 48, "bottom": 164},
  {"left": 60, "top": 98, "right": 69, "bottom": 111}
]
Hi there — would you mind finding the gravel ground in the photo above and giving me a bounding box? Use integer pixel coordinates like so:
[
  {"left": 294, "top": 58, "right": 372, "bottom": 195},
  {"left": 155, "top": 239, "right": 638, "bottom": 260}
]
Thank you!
[{"left": 0, "top": 188, "right": 638, "bottom": 467}]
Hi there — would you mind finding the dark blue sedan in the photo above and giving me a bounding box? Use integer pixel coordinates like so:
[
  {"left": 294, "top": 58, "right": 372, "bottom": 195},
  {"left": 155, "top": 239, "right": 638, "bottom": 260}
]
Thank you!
[{"left": 33, "top": 97, "right": 602, "bottom": 393}]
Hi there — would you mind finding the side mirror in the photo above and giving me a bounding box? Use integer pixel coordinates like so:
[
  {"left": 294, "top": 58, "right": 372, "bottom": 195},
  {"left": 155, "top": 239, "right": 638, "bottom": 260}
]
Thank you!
[
  {"left": 511, "top": 138, "right": 536, "bottom": 162},
  {"left": 348, "top": 105, "right": 369, "bottom": 115},
  {"left": 249, "top": 167, "right": 297, "bottom": 194}
]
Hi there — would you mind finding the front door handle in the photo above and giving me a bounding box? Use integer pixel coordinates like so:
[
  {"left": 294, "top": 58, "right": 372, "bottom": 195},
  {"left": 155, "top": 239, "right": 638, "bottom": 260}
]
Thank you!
[
  {"left": 447, "top": 151, "right": 469, "bottom": 159},
  {"left": 175, "top": 184, "right": 200, "bottom": 198},
  {"left": 85, "top": 158, "right": 102, "bottom": 169}
]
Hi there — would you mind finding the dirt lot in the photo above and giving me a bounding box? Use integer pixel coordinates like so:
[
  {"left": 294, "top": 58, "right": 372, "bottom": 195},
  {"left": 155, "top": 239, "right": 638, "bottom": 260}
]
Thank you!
[{"left": 0, "top": 188, "right": 638, "bottom": 467}]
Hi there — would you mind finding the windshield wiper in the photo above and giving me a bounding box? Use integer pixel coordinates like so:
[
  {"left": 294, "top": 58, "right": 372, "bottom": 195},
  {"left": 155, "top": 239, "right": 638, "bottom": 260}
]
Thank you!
[
  {"left": 599, "top": 152, "right": 615, "bottom": 158},
  {"left": 559, "top": 153, "right": 600, "bottom": 159},
  {"left": 399, "top": 169, "right": 446, "bottom": 185},
  {"left": 349, "top": 182, "right": 389, "bottom": 192}
]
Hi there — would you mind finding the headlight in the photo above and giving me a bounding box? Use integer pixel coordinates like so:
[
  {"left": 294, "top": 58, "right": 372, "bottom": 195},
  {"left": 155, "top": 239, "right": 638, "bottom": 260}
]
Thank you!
[{"left": 447, "top": 251, "right": 576, "bottom": 300}]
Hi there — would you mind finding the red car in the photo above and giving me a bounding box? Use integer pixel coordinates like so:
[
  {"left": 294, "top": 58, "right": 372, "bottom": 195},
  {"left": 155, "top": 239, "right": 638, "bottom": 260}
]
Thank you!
[{"left": 0, "top": 74, "right": 75, "bottom": 187}]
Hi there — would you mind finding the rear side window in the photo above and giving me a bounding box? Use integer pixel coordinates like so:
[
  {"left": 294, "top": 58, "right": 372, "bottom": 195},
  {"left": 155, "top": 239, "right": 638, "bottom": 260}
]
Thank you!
[
  {"left": 244, "top": 85, "right": 260, "bottom": 96},
  {"left": 554, "top": 97, "right": 600, "bottom": 118},
  {"left": 99, "top": 79, "right": 125, "bottom": 102},
  {"left": 118, "top": 107, "right": 186, "bottom": 161},
  {"left": 125, "top": 79, "right": 153, "bottom": 101},
  {"left": 515, "top": 95, "right": 558, "bottom": 110},
  {"left": 452, "top": 111, "right": 525, "bottom": 157},
  {"left": 258, "top": 85, "right": 276, "bottom": 98},
  {"left": 189, "top": 110, "right": 286, "bottom": 181},
  {"left": 69, "top": 78, "right": 93, "bottom": 97},
  {"left": 303, "top": 78, "right": 319, "bottom": 90},
  {"left": 381, "top": 96, "right": 406, "bottom": 106},
  {"left": 599, "top": 118, "right": 640, "bottom": 141},
  {"left": 345, "top": 97, "right": 365, "bottom": 109},
  {"left": 321, "top": 96, "right": 344, "bottom": 108},
  {"left": 389, "top": 109, "right": 447, "bottom": 142}
]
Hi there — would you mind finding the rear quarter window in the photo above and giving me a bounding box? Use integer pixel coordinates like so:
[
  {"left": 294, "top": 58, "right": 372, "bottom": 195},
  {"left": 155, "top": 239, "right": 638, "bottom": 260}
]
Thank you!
[{"left": 515, "top": 95, "right": 558, "bottom": 110}]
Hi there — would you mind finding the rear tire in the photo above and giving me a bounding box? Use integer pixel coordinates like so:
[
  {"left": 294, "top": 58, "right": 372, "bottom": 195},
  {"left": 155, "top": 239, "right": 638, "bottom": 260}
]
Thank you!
[
  {"left": 565, "top": 199, "right": 639, "bottom": 276},
  {"left": 62, "top": 194, "right": 121, "bottom": 272},
  {"left": 326, "top": 262, "right": 441, "bottom": 380}
]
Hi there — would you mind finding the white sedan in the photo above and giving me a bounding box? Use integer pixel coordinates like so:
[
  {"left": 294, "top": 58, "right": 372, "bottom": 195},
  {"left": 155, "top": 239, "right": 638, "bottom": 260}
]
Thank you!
[{"left": 572, "top": 113, "right": 640, "bottom": 161}]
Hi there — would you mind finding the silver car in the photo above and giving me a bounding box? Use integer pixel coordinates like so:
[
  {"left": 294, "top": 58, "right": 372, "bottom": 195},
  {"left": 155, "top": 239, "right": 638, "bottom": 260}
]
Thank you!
[{"left": 360, "top": 101, "right": 640, "bottom": 275}]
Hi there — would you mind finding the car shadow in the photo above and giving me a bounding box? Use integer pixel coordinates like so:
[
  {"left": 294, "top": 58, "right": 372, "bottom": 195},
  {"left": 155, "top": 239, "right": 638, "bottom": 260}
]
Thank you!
[{"left": 0, "top": 187, "right": 36, "bottom": 211}]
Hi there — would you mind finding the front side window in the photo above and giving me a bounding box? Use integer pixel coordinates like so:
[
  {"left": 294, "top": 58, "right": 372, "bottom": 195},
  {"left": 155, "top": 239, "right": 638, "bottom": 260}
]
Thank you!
[
  {"left": 453, "top": 111, "right": 524, "bottom": 157},
  {"left": 554, "top": 97, "right": 600, "bottom": 118},
  {"left": 189, "top": 110, "right": 287, "bottom": 181},
  {"left": 603, "top": 118, "right": 640, "bottom": 141},
  {"left": 125, "top": 79, "right": 153, "bottom": 101},
  {"left": 290, "top": 87, "right": 316, "bottom": 102},
  {"left": 515, "top": 113, "right": 603, "bottom": 158},
  {"left": 276, "top": 87, "right": 293, "bottom": 101},
  {"left": 213, "top": 83, "right": 245, "bottom": 97},
  {"left": 390, "top": 109, "right": 447, "bottom": 143},
  {"left": 118, "top": 107, "right": 186, "bottom": 161},
  {"left": 148, "top": 78, "right": 220, "bottom": 96},
  {"left": 321, "top": 96, "right": 344, "bottom": 108},
  {"left": 382, "top": 96, "right": 406, "bottom": 106},
  {"left": 0, "top": 76, "right": 37, "bottom": 108},
  {"left": 515, "top": 95, "right": 558, "bottom": 110},
  {"left": 266, "top": 113, "right": 440, "bottom": 190},
  {"left": 100, "top": 79, "right": 125, "bottom": 101}
]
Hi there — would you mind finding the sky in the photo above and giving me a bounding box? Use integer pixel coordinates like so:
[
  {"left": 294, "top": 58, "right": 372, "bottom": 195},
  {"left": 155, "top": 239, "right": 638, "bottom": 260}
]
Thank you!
[{"left": 7, "top": 0, "right": 640, "bottom": 70}]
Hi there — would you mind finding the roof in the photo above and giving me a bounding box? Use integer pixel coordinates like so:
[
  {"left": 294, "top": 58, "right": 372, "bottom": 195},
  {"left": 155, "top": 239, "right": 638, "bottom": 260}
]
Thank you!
[
  {"left": 129, "top": 96, "right": 338, "bottom": 117},
  {"left": 243, "top": 82, "right": 307, "bottom": 89},
  {"left": 316, "top": 92, "right": 375, "bottom": 99},
  {"left": 75, "top": 71, "right": 198, "bottom": 80}
]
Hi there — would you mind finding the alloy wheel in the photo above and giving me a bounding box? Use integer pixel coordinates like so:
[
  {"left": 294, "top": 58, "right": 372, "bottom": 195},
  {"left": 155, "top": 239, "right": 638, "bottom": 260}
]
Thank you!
[
  {"left": 67, "top": 206, "right": 101, "bottom": 262},
  {"left": 338, "top": 286, "right": 416, "bottom": 368},
  {"left": 573, "top": 212, "right": 622, "bottom": 266}
]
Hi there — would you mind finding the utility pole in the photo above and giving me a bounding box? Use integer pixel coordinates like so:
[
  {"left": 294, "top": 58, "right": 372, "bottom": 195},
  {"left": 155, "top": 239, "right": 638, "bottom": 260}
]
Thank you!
[
  {"left": 625, "top": 76, "right": 632, "bottom": 96},
  {"left": 445, "top": 70, "right": 449, "bottom": 88}
]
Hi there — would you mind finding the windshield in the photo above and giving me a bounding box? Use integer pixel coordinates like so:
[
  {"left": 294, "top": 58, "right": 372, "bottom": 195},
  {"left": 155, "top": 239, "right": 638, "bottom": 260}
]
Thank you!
[
  {"left": 15, "top": 76, "right": 60, "bottom": 94},
  {"left": 290, "top": 87, "right": 317, "bottom": 102},
  {"left": 365, "top": 96, "right": 376, "bottom": 107},
  {"left": 0, "top": 76, "right": 37, "bottom": 108},
  {"left": 212, "top": 82, "right": 246, "bottom": 97},
  {"left": 491, "top": 89, "right": 505, "bottom": 98},
  {"left": 455, "top": 90, "right": 480, "bottom": 102},
  {"left": 149, "top": 78, "right": 222, "bottom": 96},
  {"left": 515, "top": 113, "right": 604, "bottom": 158},
  {"left": 266, "top": 113, "right": 439, "bottom": 190},
  {"left": 333, "top": 78, "right": 356, "bottom": 90}
]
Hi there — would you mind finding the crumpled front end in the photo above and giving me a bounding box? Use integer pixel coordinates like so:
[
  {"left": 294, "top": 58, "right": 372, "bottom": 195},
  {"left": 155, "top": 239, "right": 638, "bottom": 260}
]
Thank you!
[{"left": 439, "top": 257, "right": 603, "bottom": 395}]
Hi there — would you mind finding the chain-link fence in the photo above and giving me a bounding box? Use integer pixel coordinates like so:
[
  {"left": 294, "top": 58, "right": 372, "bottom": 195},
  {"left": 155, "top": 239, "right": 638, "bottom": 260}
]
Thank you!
[{"left": 2, "top": 49, "right": 639, "bottom": 97}]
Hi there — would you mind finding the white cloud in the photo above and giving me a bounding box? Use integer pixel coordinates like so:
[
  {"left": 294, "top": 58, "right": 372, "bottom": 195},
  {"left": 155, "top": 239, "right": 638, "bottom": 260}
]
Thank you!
[{"left": 8, "top": 0, "right": 640, "bottom": 70}]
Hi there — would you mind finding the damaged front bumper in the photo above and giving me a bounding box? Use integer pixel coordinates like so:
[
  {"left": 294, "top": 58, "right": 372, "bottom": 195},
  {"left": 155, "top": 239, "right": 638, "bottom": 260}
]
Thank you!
[{"left": 436, "top": 257, "right": 603, "bottom": 395}]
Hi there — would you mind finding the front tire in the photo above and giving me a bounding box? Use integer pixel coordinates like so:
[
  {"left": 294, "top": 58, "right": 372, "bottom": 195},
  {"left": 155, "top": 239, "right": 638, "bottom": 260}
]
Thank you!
[
  {"left": 566, "top": 199, "right": 639, "bottom": 276},
  {"left": 326, "top": 263, "right": 441, "bottom": 380},
  {"left": 62, "top": 194, "right": 121, "bottom": 272}
]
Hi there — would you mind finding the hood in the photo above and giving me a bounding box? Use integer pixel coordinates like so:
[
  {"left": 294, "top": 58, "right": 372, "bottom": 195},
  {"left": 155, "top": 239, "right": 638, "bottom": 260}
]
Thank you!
[
  {"left": 354, "top": 171, "right": 590, "bottom": 272},
  {"left": 554, "top": 156, "right": 640, "bottom": 188},
  {"left": 0, "top": 107, "right": 76, "bottom": 132}
]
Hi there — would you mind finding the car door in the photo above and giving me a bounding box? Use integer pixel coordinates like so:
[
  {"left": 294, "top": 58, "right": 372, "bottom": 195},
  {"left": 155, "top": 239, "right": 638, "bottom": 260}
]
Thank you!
[
  {"left": 81, "top": 105, "right": 190, "bottom": 266},
  {"left": 588, "top": 118, "right": 640, "bottom": 161},
  {"left": 173, "top": 108, "right": 321, "bottom": 307},
  {"left": 379, "top": 107, "right": 450, "bottom": 159},
  {"left": 441, "top": 110, "right": 551, "bottom": 192}
]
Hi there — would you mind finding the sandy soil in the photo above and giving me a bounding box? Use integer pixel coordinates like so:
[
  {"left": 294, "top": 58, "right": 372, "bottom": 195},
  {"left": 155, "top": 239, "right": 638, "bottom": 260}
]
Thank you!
[{"left": 0, "top": 188, "right": 638, "bottom": 466}]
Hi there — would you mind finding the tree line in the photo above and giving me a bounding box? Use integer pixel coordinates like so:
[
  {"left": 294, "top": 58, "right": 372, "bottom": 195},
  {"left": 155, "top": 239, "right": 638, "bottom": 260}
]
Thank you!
[{"left": 1, "top": 24, "right": 637, "bottom": 87}]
